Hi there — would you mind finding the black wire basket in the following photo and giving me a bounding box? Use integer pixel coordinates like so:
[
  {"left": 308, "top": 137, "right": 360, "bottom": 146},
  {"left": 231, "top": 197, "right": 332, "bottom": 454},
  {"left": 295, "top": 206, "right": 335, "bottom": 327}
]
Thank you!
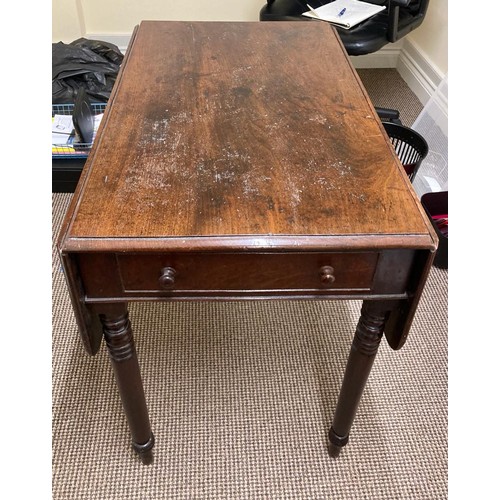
[
  {"left": 52, "top": 102, "right": 106, "bottom": 159},
  {"left": 383, "top": 122, "right": 429, "bottom": 182}
]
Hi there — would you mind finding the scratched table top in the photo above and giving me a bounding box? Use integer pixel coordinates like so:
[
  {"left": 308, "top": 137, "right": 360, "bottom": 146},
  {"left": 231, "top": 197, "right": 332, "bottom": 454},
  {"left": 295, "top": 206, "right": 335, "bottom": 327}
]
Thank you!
[{"left": 63, "top": 21, "right": 433, "bottom": 252}]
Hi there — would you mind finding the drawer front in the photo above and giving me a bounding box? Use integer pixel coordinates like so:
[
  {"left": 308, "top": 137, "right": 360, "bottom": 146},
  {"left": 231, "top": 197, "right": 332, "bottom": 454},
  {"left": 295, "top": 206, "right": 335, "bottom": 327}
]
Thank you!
[{"left": 116, "top": 252, "right": 378, "bottom": 294}]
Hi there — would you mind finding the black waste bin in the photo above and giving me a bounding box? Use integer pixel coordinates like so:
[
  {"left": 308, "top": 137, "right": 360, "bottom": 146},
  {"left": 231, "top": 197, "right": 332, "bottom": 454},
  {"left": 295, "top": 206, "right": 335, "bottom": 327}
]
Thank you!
[{"left": 382, "top": 122, "right": 429, "bottom": 182}]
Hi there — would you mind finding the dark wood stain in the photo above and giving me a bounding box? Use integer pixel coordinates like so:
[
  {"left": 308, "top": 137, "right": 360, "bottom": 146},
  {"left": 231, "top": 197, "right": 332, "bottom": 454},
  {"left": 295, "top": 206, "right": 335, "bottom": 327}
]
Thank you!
[{"left": 67, "top": 21, "right": 430, "bottom": 240}]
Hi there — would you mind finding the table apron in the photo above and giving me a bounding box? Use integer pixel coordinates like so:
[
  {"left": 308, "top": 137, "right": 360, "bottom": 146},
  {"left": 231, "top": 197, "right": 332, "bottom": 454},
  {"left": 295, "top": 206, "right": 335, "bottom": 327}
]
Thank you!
[{"left": 73, "top": 249, "right": 417, "bottom": 300}]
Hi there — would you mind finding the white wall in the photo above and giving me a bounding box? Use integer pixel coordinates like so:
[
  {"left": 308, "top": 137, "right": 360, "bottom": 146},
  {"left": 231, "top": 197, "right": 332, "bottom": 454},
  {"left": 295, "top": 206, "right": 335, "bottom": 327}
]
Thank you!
[
  {"left": 406, "top": 0, "right": 448, "bottom": 76},
  {"left": 82, "top": 0, "right": 264, "bottom": 33},
  {"left": 52, "top": 0, "right": 264, "bottom": 42},
  {"left": 52, "top": 0, "right": 85, "bottom": 43},
  {"left": 394, "top": 0, "right": 447, "bottom": 104}
]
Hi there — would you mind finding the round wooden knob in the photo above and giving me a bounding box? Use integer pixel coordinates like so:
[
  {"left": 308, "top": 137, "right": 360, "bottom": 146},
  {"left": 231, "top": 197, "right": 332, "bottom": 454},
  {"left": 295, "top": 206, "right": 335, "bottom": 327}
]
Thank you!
[
  {"left": 159, "top": 267, "right": 176, "bottom": 289},
  {"left": 319, "top": 265, "right": 335, "bottom": 286}
]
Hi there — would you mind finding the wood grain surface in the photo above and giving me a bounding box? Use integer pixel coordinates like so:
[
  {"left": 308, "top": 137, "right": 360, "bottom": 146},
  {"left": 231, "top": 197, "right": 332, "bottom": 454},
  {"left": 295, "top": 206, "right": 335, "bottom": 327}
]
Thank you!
[{"left": 65, "top": 21, "right": 432, "bottom": 247}]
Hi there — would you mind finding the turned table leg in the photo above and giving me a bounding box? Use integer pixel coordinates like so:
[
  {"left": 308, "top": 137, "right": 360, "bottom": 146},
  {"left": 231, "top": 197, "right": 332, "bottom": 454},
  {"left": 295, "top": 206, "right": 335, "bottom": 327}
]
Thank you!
[
  {"left": 99, "top": 304, "right": 155, "bottom": 464},
  {"left": 328, "top": 300, "right": 388, "bottom": 458}
]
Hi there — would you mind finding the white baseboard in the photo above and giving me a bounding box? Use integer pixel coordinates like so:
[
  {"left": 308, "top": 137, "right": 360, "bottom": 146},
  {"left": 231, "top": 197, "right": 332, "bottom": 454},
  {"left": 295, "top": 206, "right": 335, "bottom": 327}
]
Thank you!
[
  {"left": 350, "top": 38, "right": 446, "bottom": 107},
  {"left": 86, "top": 33, "right": 131, "bottom": 54},
  {"left": 397, "top": 39, "right": 445, "bottom": 106},
  {"left": 349, "top": 41, "right": 403, "bottom": 69}
]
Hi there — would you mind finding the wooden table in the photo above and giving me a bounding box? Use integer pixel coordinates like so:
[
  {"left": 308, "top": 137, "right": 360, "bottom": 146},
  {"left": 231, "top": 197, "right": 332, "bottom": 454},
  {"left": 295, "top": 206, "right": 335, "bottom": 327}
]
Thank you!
[{"left": 58, "top": 21, "right": 438, "bottom": 464}]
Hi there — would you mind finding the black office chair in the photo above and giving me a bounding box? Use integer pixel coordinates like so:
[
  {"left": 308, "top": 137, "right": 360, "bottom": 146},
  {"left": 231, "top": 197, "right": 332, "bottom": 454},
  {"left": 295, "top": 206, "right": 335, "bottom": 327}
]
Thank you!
[{"left": 259, "top": 0, "right": 429, "bottom": 56}]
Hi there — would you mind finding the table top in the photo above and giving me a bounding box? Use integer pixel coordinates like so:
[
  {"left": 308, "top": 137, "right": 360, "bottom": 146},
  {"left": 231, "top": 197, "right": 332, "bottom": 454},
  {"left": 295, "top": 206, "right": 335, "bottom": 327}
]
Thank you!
[{"left": 60, "top": 21, "right": 436, "bottom": 253}]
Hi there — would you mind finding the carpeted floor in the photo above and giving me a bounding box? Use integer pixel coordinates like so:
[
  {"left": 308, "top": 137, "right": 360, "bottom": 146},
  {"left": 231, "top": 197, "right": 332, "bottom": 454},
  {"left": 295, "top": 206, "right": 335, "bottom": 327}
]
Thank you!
[
  {"left": 357, "top": 68, "right": 424, "bottom": 126},
  {"left": 52, "top": 69, "right": 447, "bottom": 499}
]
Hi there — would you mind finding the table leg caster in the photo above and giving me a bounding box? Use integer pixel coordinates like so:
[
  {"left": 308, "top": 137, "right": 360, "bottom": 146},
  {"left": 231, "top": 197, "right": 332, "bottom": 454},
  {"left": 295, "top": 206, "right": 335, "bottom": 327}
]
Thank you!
[
  {"left": 328, "top": 428, "right": 349, "bottom": 458},
  {"left": 133, "top": 434, "right": 155, "bottom": 465}
]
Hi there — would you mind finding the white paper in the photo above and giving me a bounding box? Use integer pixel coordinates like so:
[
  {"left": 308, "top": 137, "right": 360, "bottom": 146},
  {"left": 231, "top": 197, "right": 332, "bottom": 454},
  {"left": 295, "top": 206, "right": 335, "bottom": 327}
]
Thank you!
[
  {"left": 92, "top": 113, "right": 104, "bottom": 141},
  {"left": 52, "top": 114, "right": 74, "bottom": 145},
  {"left": 303, "top": 0, "right": 386, "bottom": 29}
]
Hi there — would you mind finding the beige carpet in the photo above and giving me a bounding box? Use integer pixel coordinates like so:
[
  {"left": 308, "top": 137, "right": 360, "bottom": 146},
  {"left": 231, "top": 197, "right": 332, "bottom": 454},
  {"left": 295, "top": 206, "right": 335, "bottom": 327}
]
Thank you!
[
  {"left": 52, "top": 71, "right": 447, "bottom": 499},
  {"left": 357, "top": 68, "right": 424, "bottom": 126}
]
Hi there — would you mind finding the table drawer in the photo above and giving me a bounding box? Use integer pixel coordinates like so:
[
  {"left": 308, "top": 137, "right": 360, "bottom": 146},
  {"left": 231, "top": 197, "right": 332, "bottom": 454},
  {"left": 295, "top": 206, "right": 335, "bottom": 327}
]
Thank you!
[{"left": 116, "top": 252, "right": 378, "bottom": 293}]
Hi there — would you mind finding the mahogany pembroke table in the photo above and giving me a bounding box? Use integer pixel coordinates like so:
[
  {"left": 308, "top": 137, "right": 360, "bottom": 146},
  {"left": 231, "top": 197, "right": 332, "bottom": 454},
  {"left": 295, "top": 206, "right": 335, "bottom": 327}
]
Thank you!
[{"left": 58, "top": 21, "right": 438, "bottom": 464}]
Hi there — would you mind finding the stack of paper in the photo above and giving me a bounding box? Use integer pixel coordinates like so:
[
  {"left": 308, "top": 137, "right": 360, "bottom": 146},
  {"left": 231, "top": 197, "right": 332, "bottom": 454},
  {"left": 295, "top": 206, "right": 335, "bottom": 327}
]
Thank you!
[
  {"left": 52, "top": 114, "right": 74, "bottom": 146},
  {"left": 302, "top": 0, "right": 386, "bottom": 30},
  {"left": 52, "top": 112, "right": 105, "bottom": 155}
]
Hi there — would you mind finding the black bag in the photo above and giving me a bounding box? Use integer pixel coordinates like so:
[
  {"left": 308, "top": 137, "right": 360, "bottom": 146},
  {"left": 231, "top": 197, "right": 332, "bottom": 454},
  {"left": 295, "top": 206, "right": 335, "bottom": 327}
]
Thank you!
[{"left": 52, "top": 38, "right": 124, "bottom": 104}]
